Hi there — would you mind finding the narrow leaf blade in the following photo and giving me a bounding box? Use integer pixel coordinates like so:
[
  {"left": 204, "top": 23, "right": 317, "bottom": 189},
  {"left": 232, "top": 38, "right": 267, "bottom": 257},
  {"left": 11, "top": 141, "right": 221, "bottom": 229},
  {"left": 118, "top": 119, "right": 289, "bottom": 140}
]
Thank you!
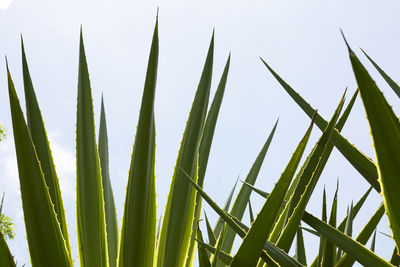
[
  {"left": 99, "top": 97, "right": 119, "bottom": 267},
  {"left": 21, "top": 39, "right": 72, "bottom": 258},
  {"left": 7, "top": 65, "right": 71, "bottom": 266},
  {"left": 157, "top": 32, "right": 214, "bottom": 267},
  {"left": 347, "top": 41, "right": 400, "bottom": 252},
  {"left": 76, "top": 32, "right": 109, "bottom": 267}
]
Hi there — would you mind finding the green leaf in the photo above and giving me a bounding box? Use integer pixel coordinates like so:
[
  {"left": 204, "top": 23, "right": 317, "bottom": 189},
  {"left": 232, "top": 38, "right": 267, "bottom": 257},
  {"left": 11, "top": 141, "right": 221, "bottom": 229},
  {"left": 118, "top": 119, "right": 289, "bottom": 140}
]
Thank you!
[
  {"left": 211, "top": 223, "right": 226, "bottom": 267},
  {"left": 318, "top": 188, "right": 327, "bottom": 267},
  {"left": 337, "top": 202, "right": 354, "bottom": 262},
  {"left": 337, "top": 187, "right": 372, "bottom": 232},
  {"left": 275, "top": 94, "right": 344, "bottom": 253},
  {"left": 157, "top": 32, "right": 214, "bottom": 267},
  {"left": 370, "top": 230, "right": 376, "bottom": 252},
  {"left": 390, "top": 247, "right": 400, "bottom": 266},
  {"left": 21, "top": 38, "right": 72, "bottom": 258},
  {"left": 76, "top": 31, "right": 109, "bottom": 267},
  {"left": 216, "top": 119, "right": 278, "bottom": 266},
  {"left": 213, "top": 178, "right": 238, "bottom": 238},
  {"left": 295, "top": 227, "right": 307, "bottom": 266},
  {"left": 181, "top": 170, "right": 303, "bottom": 267},
  {"left": 303, "top": 208, "right": 391, "bottom": 267},
  {"left": 98, "top": 97, "right": 119, "bottom": 267},
  {"left": 261, "top": 58, "right": 380, "bottom": 192},
  {"left": 336, "top": 203, "right": 385, "bottom": 267},
  {"left": 0, "top": 230, "right": 16, "bottom": 267},
  {"left": 321, "top": 186, "right": 338, "bottom": 267},
  {"left": 248, "top": 200, "right": 255, "bottom": 224},
  {"left": 7, "top": 64, "right": 72, "bottom": 266},
  {"left": 270, "top": 89, "right": 356, "bottom": 245},
  {"left": 118, "top": 19, "right": 158, "bottom": 267},
  {"left": 346, "top": 37, "right": 400, "bottom": 252},
  {"left": 187, "top": 54, "right": 230, "bottom": 267},
  {"left": 361, "top": 49, "right": 400, "bottom": 99},
  {"left": 195, "top": 237, "right": 233, "bottom": 266},
  {"left": 311, "top": 186, "right": 372, "bottom": 267},
  {"left": 205, "top": 212, "right": 217, "bottom": 246},
  {"left": 231, "top": 118, "right": 313, "bottom": 267},
  {"left": 196, "top": 222, "right": 211, "bottom": 267}
]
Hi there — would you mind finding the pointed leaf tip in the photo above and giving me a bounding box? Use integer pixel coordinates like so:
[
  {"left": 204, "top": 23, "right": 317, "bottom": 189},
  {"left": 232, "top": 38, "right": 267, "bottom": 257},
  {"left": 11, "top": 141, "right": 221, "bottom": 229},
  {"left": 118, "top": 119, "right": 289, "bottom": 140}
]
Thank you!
[{"left": 340, "top": 29, "right": 354, "bottom": 54}]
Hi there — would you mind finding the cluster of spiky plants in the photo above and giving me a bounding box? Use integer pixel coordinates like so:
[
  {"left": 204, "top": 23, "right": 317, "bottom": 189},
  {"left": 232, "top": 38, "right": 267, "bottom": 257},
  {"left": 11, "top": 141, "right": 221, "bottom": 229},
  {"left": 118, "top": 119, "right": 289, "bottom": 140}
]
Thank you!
[{"left": 1, "top": 16, "right": 400, "bottom": 267}]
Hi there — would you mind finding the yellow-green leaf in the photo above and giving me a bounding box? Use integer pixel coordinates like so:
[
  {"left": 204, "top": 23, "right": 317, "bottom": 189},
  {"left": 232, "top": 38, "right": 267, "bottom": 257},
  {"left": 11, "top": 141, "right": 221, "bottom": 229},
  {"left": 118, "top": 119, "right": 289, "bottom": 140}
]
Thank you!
[
  {"left": 7, "top": 65, "right": 72, "bottom": 267},
  {"left": 21, "top": 38, "right": 72, "bottom": 258},
  {"left": 157, "top": 32, "right": 214, "bottom": 267},
  {"left": 98, "top": 97, "right": 119, "bottom": 267}
]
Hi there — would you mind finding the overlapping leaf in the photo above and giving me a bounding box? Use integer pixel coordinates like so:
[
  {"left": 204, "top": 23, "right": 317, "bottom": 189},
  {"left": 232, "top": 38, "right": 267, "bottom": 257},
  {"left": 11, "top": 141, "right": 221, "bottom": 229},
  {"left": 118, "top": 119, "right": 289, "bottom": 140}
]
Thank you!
[
  {"left": 230, "top": 117, "right": 313, "bottom": 266},
  {"left": 186, "top": 54, "right": 230, "bottom": 266},
  {"left": 216, "top": 119, "right": 278, "bottom": 266},
  {"left": 118, "top": 19, "right": 158, "bottom": 267},
  {"left": 98, "top": 97, "right": 118, "bottom": 267},
  {"left": 7, "top": 64, "right": 72, "bottom": 266},
  {"left": 261, "top": 59, "right": 380, "bottom": 192},
  {"left": 361, "top": 49, "right": 400, "bottom": 99},
  {"left": 157, "top": 32, "right": 214, "bottom": 267},
  {"left": 303, "top": 210, "right": 391, "bottom": 267},
  {"left": 346, "top": 37, "right": 400, "bottom": 252},
  {"left": 0, "top": 230, "right": 16, "bottom": 267},
  {"left": 21, "top": 39, "right": 72, "bottom": 258}
]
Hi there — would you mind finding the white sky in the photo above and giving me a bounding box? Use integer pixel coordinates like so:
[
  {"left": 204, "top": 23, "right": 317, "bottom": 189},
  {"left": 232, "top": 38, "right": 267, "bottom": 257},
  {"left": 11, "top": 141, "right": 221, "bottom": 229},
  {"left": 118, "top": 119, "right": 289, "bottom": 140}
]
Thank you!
[{"left": 1, "top": 1, "right": 400, "bottom": 266}]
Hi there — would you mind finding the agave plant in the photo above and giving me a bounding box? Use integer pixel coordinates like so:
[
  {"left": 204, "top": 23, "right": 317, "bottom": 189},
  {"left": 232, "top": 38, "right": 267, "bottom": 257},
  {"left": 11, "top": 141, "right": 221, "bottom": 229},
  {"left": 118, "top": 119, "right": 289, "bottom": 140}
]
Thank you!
[{"left": 2, "top": 14, "right": 400, "bottom": 267}]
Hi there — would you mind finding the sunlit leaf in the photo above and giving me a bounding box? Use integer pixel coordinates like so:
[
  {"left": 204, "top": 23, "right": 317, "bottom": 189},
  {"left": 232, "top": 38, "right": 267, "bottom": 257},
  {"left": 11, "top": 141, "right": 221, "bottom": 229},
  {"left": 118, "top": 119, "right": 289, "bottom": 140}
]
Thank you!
[
  {"left": 76, "top": 31, "right": 109, "bottom": 267},
  {"left": 336, "top": 203, "right": 385, "bottom": 267},
  {"left": 187, "top": 54, "right": 230, "bottom": 266},
  {"left": 321, "top": 186, "right": 338, "bottom": 267},
  {"left": 98, "top": 97, "right": 119, "bottom": 267},
  {"left": 213, "top": 178, "right": 238, "bottom": 238},
  {"left": 157, "top": 32, "right": 214, "bottom": 267},
  {"left": 182, "top": 170, "right": 303, "bottom": 267},
  {"left": 261, "top": 58, "right": 380, "bottom": 192},
  {"left": 231, "top": 118, "right": 313, "bottom": 266},
  {"left": 275, "top": 94, "right": 344, "bottom": 252},
  {"left": 7, "top": 63, "right": 72, "bottom": 266},
  {"left": 216, "top": 119, "right": 278, "bottom": 266},
  {"left": 346, "top": 37, "right": 400, "bottom": 252},
  {"left": 303, "top": 208, "right": 391, "bottom": 267},
  {"left": 21, "top": 38, "right": 72, "bottom": 258},
  {"left": 196, "top": 222, "right": 211, "bottom": 267}
]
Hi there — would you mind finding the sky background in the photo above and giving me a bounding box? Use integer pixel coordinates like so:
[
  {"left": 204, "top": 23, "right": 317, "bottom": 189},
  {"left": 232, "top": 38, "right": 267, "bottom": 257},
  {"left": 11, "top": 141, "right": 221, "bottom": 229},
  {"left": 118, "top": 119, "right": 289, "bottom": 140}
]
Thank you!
[{"left": 1, "top": 1, "right": 400, "bottom": 266}]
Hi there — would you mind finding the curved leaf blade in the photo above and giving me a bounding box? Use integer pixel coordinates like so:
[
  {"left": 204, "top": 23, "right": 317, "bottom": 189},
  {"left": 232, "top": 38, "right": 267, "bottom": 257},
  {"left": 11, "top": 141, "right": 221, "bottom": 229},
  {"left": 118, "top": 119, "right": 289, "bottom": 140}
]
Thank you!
[{"left": 7, "top": 65, "right": 72, "bottom": 266}]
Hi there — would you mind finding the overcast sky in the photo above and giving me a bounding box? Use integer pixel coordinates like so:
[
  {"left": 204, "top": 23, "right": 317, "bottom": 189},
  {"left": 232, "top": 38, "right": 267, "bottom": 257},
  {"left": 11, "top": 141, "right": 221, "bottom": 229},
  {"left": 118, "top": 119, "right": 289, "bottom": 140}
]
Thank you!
[{"left": 1, "top": 1, "right": 400, "bottom": 266}]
